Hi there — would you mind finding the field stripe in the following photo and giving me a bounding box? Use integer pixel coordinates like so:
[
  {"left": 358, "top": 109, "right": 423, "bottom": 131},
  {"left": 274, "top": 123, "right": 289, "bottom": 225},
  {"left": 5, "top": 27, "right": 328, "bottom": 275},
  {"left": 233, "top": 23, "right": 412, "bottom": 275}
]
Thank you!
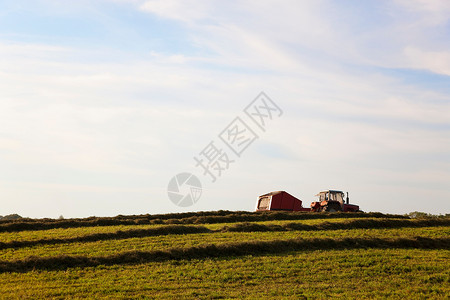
[
  {"left": 223, "top": 218, "right": 450, "bottom": 232},
  {"left": 0, "top": 236, "right": 448, "bottom": 273},
  {"left": 0, "top": 212, "right": 408, "bottom": 233},
  {"left": 1, "top": 219, "right": 449, "bottom": 251},
  {"left": 0, "top": 225, "right": 211, "bottom": 250}
]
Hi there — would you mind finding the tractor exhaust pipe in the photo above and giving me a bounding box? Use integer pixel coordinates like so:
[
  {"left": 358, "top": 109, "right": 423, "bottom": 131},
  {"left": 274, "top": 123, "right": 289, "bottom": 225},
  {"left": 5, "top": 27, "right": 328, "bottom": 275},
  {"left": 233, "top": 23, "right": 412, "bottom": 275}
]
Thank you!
[{"left": 346, "top": 192, "right": 349, "bottom": 204}]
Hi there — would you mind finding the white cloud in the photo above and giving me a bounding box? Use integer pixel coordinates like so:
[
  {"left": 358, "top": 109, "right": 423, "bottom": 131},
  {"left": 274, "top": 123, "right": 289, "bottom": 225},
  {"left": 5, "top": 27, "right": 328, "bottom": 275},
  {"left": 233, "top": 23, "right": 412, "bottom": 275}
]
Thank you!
[
  {"left": 394, "top": 0, "right": 450, "bottom": 25},
  {"left": 139, "top": 0, "right": 211, "bottom": 23},
  {"left": 134, "top": 0, "right": 450, "bottom": 78},
  {"left": 404, "top": 46, "right": 450, "bottom": 76}
]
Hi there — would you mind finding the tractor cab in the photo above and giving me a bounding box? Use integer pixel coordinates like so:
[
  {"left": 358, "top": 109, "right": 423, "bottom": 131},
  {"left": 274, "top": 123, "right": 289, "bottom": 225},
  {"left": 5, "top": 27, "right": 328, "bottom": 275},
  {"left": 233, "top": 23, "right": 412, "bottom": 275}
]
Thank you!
[{"left": 310, "top": 190, "right": 360, "bottom": 212}]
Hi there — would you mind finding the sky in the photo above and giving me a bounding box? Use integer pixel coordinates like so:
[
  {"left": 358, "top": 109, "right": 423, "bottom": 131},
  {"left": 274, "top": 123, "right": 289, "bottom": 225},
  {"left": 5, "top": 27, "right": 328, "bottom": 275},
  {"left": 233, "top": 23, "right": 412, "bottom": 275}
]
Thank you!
[{"left": 0, "top": 0, "right": 449, "bottom": 218}]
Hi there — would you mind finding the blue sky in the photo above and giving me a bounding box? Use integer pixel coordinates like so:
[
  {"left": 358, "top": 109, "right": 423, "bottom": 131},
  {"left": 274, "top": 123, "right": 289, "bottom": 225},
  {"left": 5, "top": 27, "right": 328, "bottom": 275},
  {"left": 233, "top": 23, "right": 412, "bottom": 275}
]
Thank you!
[{"left": 0, "top": 0, "right": 449, "bottom": 218}]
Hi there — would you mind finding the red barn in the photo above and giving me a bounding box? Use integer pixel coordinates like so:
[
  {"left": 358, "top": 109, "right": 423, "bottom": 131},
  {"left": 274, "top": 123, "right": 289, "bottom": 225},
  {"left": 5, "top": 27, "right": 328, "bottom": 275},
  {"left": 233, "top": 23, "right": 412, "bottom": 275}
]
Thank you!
[{"left": 255, "top": 191, "right": 310, "bottom": 212}]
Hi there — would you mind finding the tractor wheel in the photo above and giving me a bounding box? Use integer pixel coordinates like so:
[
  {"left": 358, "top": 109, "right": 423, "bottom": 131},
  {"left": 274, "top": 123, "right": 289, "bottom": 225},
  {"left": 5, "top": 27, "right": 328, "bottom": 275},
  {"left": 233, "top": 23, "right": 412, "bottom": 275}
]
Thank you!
[{"left": 322, "top": 203, "right": 342, "bottom": 212}]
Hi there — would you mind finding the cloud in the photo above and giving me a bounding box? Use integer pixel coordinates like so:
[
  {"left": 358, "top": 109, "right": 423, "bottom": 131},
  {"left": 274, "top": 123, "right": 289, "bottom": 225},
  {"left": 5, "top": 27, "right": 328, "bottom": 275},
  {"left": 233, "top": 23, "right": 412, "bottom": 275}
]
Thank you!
[
  {"left": 133, "top": 0, "right": 450, "bottom": 79},
  {"left": 404, "top": 46, "right": 450, "bottom": 76},
  {"left": 139, "top": 0, "right": 211, "bottom": 23},
  {"left": 394, "top": 0, "right": 450, "bottom": 25},
  {"left": 399, "top": 0, "right": 450, "bottom": 11}
]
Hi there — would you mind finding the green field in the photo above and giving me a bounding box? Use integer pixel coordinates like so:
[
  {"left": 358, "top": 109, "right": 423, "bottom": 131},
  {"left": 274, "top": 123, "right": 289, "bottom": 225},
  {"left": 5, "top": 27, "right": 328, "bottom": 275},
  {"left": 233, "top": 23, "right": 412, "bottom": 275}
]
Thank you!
[{"left": 0, "top": 211, "right": 448, "bottom": 299}]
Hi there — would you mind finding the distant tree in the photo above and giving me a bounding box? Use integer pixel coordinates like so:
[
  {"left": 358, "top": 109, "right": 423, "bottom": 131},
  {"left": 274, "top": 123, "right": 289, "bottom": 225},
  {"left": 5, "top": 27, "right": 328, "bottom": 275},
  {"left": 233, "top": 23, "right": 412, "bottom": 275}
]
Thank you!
[
  {"left": 1, "top": 214, "right": 22, "bottom": 220},
  {"left": 407, "top": 211, "right": 448, "bottom": 219}
]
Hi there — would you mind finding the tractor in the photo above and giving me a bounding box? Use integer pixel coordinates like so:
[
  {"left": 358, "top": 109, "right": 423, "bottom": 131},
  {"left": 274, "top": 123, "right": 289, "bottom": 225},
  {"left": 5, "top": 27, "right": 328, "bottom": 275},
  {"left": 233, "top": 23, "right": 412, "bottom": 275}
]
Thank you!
[
  {"left": 310, "top": 190, "right": 360, "bottom": 212},
  {"left": 255, "top": 190, "right": 361, "bottom": 212}
]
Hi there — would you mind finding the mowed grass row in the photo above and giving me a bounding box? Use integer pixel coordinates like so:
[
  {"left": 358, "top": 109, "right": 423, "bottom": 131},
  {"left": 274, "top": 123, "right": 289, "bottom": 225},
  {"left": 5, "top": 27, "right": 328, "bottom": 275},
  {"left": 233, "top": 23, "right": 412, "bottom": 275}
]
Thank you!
[
  {"left": 0, "top": 225, "right": 448, "bottom": 261},
  {"left": 0, "top": 235, "right": 448, "bottom": 274},
  {"left": 0, "top": 211, "right": 407, "bottom": 233},
  {"left": 0, "top": 248, "right": 448, "bottom": 299},
  {"left": 0, "top": 218, "right": 347, "bottom": 243},
  {"left": 1, "top": 217, "right": 447, "bottom": 244}
]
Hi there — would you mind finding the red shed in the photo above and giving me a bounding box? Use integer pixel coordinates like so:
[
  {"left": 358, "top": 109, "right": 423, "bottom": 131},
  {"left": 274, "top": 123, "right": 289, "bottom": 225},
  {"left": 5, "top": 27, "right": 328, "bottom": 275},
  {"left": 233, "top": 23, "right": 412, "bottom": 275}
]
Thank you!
[{"left": 255, "top": 191, "right": 310, "bottom": 212}]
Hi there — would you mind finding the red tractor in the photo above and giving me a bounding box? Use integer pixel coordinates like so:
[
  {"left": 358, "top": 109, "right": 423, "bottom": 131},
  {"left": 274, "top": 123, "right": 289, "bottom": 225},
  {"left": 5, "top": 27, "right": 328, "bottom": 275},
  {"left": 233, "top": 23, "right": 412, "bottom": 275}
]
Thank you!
[{"left": 310, "top": 190, "right": 360, "bottom": 212}]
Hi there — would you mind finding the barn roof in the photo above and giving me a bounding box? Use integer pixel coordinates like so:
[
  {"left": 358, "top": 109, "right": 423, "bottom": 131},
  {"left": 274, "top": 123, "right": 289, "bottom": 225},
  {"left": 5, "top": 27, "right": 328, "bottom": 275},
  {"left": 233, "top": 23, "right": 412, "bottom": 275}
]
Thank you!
[{"left": 259, "top": 191, "right": 284, "bottom": 197}]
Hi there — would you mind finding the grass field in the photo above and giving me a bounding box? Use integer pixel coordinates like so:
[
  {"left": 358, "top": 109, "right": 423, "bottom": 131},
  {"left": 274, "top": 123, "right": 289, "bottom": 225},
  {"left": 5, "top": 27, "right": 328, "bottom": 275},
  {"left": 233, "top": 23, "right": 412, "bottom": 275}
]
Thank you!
[{"left": 0, "top": 211, "right": 448, "bottom": 299}]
